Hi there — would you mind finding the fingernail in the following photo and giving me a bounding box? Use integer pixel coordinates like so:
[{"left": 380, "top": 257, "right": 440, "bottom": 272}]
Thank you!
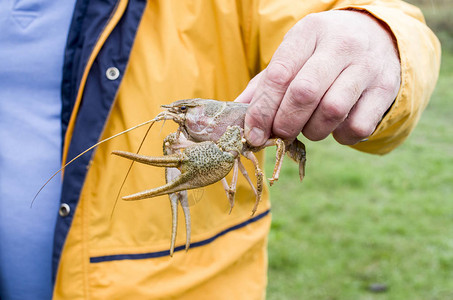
[{"left": 245, "top": 126, "right": 265, "bottom": 146}]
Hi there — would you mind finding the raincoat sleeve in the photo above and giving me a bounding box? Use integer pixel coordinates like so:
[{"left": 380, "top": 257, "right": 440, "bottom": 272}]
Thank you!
[{"left": 242, "top": 0, "right": 441, "bottom": 154}]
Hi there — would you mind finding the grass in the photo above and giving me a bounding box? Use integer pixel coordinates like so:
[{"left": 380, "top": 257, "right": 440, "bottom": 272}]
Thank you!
[{"left": 265, "top": 28, "right": 453, "bottom": 300}]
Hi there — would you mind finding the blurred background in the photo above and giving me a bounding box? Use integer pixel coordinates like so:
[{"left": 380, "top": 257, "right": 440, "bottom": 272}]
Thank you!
[{"left": 266, "top": 1, "right": 453, "bottom": 299}]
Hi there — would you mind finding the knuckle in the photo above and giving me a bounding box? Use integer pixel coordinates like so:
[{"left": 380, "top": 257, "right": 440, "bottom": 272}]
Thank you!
[
  {"left": 378, "top": 71, "right": 401, "bottom": 96},
  {"left": 321, "top": 101, "right": 349, "bottom": 123},
  {"left": 265, "top": 61, "right": 294, "bottom": 88},
  {"left": 359, "top": 57, "right": 400, "bottom": 94},
  {"left": 289, "top": 77, "right": 321, "bottom": 105}
]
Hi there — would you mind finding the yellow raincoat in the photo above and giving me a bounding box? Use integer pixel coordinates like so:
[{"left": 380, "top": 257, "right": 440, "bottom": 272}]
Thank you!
[{"left": 54, "top": 0, "right": 440, "bottom": 299}]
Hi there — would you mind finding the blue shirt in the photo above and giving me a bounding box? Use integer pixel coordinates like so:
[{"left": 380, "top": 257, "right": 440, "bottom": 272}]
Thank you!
[{"left": 0, "top": 1, "right": 75, "bottom": 299}]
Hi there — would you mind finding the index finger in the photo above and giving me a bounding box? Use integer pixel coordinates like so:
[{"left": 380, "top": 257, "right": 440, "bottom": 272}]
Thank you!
[{"left": 244, "top": 23, "right": 316, "bottom": 146}]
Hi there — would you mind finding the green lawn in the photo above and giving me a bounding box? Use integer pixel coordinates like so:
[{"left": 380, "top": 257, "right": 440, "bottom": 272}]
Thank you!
[{"left": 266, "top": 44, "right": 453, "bottom": 299}]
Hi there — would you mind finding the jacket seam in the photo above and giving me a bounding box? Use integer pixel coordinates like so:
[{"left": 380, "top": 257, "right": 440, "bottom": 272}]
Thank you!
[{"left": 89, "top": 209, "right": 271, "bottom": 263}]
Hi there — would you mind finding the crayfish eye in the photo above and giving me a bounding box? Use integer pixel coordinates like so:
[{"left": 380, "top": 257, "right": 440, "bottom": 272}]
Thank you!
[{"left": 179, "top": 105, "right": 187, "bottom": 112}]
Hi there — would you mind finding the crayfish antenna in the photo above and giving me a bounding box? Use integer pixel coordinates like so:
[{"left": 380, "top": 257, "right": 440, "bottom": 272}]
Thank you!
[
  {"left": 31, "top": 118, "right": 158, "bottom": 208},
  {"left": 110, "top": 120, "right": 155, "bottom": 219}
]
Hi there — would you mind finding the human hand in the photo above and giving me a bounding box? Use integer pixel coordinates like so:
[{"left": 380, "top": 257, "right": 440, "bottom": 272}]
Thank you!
[{"left": 235, "top": 10, "right": 401, "bottom": 146}]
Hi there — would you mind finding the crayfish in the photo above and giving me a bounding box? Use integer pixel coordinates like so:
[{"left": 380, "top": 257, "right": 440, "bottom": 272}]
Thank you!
[
  {"left": 34, "top": 99, "right": 306, "bottom": 256},
  {"left": 112, "top": 99, "right": 306, "bottom": 255}
]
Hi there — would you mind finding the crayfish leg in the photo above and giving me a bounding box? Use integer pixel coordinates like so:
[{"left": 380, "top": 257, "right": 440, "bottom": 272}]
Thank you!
[
  {"left": 263, "top": 138, "right": 286, "bottom": 186},
  {"left": 242, "top": 151, "right": 263, "bottom": 216},
  {"left": 168, "top": 190, "right": 191, "bottom": 256},
  {"left": 237, "top": 158, "right": 258, "bottom": 197},
  {"left": 169, "top": 193, "right": 179, "bottom": 257},
  {"left": 179, "top": 195, "right": 191, "bottom": 253},
  {"left": 221, "top": 159, "right": 239, "bottom": 214},
  {"left": 166, "top": 163, "right": 191, "bottom": 256}
]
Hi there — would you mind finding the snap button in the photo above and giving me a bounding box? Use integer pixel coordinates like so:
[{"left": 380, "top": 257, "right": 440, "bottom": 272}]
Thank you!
[
  {"left": 106, "top": 67, "right": 120, "bottom": 80},
  {"left": 59, "top": 203, "right": 70, "bottom": 217}
]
